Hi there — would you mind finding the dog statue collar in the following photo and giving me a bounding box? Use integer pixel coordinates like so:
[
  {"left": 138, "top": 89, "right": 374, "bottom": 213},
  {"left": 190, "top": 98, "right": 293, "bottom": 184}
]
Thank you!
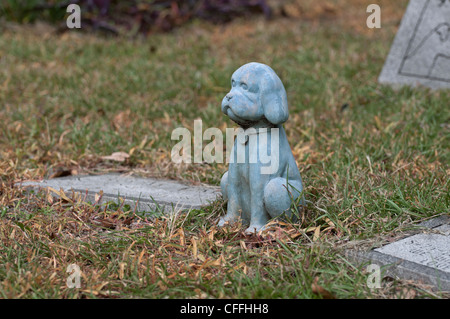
[{"left": 237, "top": 127, "right": 272, "bottom": 145}]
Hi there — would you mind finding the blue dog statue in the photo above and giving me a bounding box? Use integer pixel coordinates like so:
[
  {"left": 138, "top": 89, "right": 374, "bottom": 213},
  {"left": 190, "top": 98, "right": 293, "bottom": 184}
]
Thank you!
[{"left": 219, "top": 62, "right": 305, "bottom": 234}]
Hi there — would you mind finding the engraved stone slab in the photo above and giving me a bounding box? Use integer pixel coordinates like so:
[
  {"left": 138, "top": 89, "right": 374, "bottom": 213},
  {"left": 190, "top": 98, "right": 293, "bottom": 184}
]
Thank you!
[
  {"left": 375, "top": 224, "right": 450, "bottom": 273},
  {"left": 379, "top": 0, "right": 450, "bottom": 89},
  {"left": 347, "top": 216, "right": 450, "bottom": 291},
  {"left": 17, "top": 174, "right": 221, "bottom": 214}
]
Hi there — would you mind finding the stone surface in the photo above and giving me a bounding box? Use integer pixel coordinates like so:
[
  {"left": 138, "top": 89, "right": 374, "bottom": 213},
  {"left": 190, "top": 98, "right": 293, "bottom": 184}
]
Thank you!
[
  {"left": 375, "top": 224, "right": 450, "bottom": 273},
  {"left": 17, "top": 174, "right": 221, "bottom": 214},
  {"left": 347, "top": 216, "right": 450, "bottom": 291},
  {"left": 379, "top": 0, "right": 450, "bottom": 89}
]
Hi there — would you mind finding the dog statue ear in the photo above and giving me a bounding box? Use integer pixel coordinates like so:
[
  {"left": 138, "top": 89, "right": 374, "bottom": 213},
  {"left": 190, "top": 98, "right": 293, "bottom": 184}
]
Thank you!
[
  {"left": 261, "top": 72, "right": 289, "bottom": 125},
  {"left": 436, "top": 23, "right": 450, "bottom": 42}
]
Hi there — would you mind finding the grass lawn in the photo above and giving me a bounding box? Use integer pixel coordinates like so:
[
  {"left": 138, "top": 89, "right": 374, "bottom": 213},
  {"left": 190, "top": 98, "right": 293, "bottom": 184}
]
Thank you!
[{"left": 0, "top": 0, "right": 449, "bottom": 298}]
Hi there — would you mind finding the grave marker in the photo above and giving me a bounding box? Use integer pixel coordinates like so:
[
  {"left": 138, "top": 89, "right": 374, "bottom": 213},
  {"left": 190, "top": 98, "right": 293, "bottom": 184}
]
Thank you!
[
  {"left": 347, "top": 216, "right": 450, "bottom": 291},
  {"left": 17, "top": 174, "right": 221, "bottom": 214},
  {"left": 379, "top": 0, "right": 450, "bottom": 89}
]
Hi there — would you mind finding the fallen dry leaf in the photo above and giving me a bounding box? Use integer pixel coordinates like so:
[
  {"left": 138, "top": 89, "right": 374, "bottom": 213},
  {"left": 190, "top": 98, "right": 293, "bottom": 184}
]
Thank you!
[
  {"left": 101, "top": 152, "right": 130, "bottom": 162},
  {"left": 93, "top": 217, "right": 116, "bottom": 229},
  {"left": 311, "top": 277, "right": 336, "bottom": 299}
]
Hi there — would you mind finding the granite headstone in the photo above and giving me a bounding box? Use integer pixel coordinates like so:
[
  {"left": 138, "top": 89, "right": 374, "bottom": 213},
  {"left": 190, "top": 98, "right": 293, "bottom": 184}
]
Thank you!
[
  {"left": 347, "top": 216, "right": 450, "bottom": 291},
  {"left": 17, "top": 174, "right": 220, "bottom": 214},
  {"left": 379, "top": 0, "right": 450, "bottom": 89}
]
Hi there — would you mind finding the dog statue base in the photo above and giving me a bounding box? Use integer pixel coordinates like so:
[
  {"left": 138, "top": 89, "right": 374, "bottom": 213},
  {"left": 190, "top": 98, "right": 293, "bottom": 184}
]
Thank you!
[{"left": 219, "top": 62, "right": 305, "bottom": 234}]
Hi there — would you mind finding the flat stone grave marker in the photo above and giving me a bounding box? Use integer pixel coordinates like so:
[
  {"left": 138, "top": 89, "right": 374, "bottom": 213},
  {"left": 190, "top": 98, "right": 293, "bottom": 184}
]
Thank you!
[
  {"left": 379, "top": 0, "right": 450, "bottom": 89},
  {"left": 17, "top": 174, "right": 221, "bottom": 214},
  {"left": 347, "top": 216, "right": 450, "bottom": 291}
]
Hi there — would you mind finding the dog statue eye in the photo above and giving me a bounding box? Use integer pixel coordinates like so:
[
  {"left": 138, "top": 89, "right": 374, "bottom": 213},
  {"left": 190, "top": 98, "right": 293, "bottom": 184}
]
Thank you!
[
  {"left": 240, "top": 83, "right": 248, "bottom": 90},
  {"left": 231, "top": 80, "right": 236, "bottom": 87}
]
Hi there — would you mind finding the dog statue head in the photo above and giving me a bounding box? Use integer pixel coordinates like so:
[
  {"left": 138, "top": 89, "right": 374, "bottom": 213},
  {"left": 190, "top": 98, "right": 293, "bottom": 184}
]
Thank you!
[{"left": 221, "top": 62, "right": 289, "bottom": 128}]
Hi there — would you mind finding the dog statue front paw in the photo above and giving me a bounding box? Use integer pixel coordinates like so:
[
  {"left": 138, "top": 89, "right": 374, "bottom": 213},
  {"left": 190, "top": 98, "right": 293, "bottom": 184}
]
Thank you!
[
  {"left": 218, "top": 215, "right": 237, "bottom": 227},
  {"left": 244, "top": 224, "right": 267, "bottom": 235}
]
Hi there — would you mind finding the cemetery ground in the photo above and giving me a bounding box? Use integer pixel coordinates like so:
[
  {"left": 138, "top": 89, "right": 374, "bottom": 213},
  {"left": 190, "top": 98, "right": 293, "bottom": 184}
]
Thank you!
[{"left": 0, "top": 0, "right": 449, "bottom": 298}]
